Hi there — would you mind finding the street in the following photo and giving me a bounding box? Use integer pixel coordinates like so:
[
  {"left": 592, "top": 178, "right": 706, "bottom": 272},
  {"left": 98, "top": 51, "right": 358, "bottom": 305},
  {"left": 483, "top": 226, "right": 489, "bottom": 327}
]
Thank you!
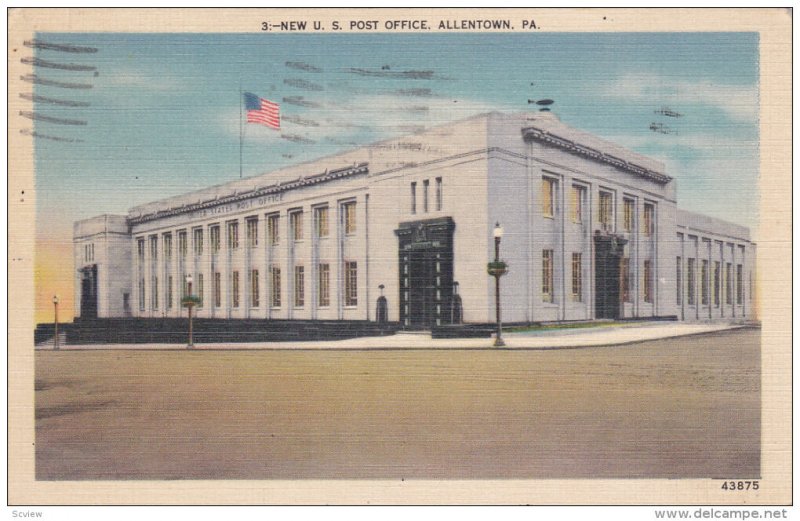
[{"left": 35, "top": 328, "right": 760, "bottom": 480}]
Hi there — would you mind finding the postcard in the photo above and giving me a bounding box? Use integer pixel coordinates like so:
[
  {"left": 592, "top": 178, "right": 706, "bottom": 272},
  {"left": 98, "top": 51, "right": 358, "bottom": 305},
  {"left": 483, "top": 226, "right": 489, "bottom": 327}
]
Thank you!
[{"left": 7, "top": 7, "right": 792, "bottom": 507}]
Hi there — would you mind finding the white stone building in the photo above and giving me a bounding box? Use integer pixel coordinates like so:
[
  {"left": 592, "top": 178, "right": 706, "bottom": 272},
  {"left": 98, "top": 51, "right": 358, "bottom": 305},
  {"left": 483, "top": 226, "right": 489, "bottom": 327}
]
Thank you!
[{"left": 73, "top": 112, "right": 756, "bottom": 327}]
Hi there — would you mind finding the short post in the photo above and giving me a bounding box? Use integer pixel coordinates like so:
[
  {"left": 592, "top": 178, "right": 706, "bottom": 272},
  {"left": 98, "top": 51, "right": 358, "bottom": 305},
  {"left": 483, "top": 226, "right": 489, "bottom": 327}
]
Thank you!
[
  {"left": 487, "top": 223, "right": 508, "bottom": 347},
  {"left": 52, "top": 295, "right": 60, "bottom": 350}
]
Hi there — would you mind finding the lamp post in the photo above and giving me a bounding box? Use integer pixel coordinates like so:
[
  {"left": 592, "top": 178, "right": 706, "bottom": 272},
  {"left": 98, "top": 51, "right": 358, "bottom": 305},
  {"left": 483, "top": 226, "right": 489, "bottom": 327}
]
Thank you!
[
  {"left": 52, "top": 295, "right": 60, "bottom": 350},
  {"left": 184, "top": 274, "right": 194, "bottom": 349},
  {"left": 487, "top": 222, "right": 507, "bottom": 347}
]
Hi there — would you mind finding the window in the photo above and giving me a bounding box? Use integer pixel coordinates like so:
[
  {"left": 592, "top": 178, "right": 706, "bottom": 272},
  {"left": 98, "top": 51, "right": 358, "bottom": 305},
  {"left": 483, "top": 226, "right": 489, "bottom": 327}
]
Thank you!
[
  {"left": 164, "top": 233, "right": 172, "bottom": 263},
  {"left": 318, "top": 263, "right": 330, "bottom": 307},
  {"left": 178, "top": 231, "right": 187, "bottom": 258},
  {"left": 214, "top": 272, "right": 221, "bottom": 308},
  {"left": 291, "top": 211, "right": 303, "bottom": 241},
  {"left": 701, "top": 260, "right": 709, "bottom": 305},
  {"left": 736, "top": 264, "right": 743, "bottom": 305},
  {"left": 314, "top": 206, "right": 329, "bottom": 238},
  {"left": 571, "top": 253, "right": 582, "bottom": 301},
  {"left": 246, "top": 217, "right": 258, "bottom": 248},
  {"left": 343, "top": 201, "right": 356, "bottom": 235},
  {"left": 726, "top": 263, "right": 733, "bottom": 305},
  {"left": 137, "top": 238, "right": 145, "bottom": 311},
  {"left": 643, "top": 203, "right": 655, "bottom": 237},
  {"left": 599, "top": 191, "right": 613, "bottom": 229},
  {"left": 410, "top": 182, "right": 417, "bottom": 214},
  {"left": 294, "top": 266, "right": 305, "bottom": 307},
  {"left": 227, "top": 221, "right": 239, "bottom": 250},
  {"left": 271, "top": 266, "right": 281, "bottom": 307},
  {"left": 84, "top": 243, "right": 95, "bottom": 262},
  {"left": 624, "top": 198, "right": 635, "bottom": 232},
  {"left": 150, "top": 236, "right": 158, "bottom": 310},
  {"left": 435, "top": 177, "right": 443, "bottom": 211},
  {"left": 622, "top": 257, "right": 631, "bottom": 303},
  {"left": 152, "top": 276, "right": 159, "bottom": 310},
  {"left": 644, "top": 260, "right": 654, "bottom": 304},
  {"left": 675, "top": 257, "right": 682, "bottom": 305},
  {"left": 344, "top": 261, "right": 358, "bottom": 307},
  {"left": 232, "top": 271, "right": 240, "bottom": 308},
  {"left": 714, "top": 261, "right": 721, "bottom": 307},
  {"left": 542, "top": 250, "right": 553, "bottom": 302},
  {"left": 210, "top": 225, "right": 220, "bottom": 254},
  {"left": 542, "top": 178, "right": 555, "bottom": 218},
  {"left": 167, "top": 275, "right": 173, "bottom": 309},
  {"left": 267, "top": 214, "right": 280, "bottom": 245},
  {"left": 423, "top": 180, "right": 430, "bottom": 213},
  {"left": 197, "top": 273, "right": 203, "bottom": 308},
  {"left": 687, "top": 258, "right": 695, "bottom": 305},
  {"left": 150, "top": 235, "right": 158, "bottom": 261},
  {"left": 570, "top": 185, "right": 584, "bottom": 223},
  {"left": 192, "top": 228, "right": 202, "bottom": 256},
  {"left": 250, "top": 269, "right": 259, "bottom": 307}
]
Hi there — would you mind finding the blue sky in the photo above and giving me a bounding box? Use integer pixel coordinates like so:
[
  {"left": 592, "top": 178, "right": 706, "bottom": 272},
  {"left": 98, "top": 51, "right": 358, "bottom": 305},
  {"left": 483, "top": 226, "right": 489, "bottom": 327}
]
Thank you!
[{"left": 31, "top": 32, "right": 759, "bottom": 240}]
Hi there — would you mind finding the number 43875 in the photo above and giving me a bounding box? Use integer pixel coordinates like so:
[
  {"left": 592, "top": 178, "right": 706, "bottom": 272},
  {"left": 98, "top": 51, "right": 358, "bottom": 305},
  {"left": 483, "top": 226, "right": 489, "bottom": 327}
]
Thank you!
[{"left": 721, "top": 481, "right": 759, "bottom": 490}]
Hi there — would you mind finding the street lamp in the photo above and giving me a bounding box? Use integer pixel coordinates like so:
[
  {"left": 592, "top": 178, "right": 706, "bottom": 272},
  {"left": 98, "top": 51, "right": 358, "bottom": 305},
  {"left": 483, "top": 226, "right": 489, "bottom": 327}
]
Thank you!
[
  {"left": 183, "top": 274, "right": 195, "bottom": 349},
  {"left": 52, "top": 295, "right": 60, "bottom": 350},
  {"left": 487, "top": 222, "right": 508, "bottom": 347}
]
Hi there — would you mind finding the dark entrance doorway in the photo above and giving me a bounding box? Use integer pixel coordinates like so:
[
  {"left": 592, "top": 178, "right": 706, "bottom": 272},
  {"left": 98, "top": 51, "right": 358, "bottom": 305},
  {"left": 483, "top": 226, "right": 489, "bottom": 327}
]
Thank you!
[
  {"left": 395, "top": 217, "right": 455, "bottom": 329},
  {"left": 79, "top": 264, "right": 98, "bottom": 319},
  {"left": 594, "top": 233, "right": 627, "bottom": 319}
]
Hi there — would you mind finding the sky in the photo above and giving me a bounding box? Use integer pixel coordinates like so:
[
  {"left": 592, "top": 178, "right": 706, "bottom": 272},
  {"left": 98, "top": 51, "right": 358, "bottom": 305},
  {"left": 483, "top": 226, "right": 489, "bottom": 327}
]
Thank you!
[{"left": 28, "top": 32, "right": 759, "bottom": 321}]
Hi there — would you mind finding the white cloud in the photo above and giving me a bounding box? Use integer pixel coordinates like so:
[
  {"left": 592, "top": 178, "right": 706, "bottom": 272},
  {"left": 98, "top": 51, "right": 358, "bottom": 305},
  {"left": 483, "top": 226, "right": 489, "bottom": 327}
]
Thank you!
[
  {"left": 601, "top": 72, "right": 758, "bottom": 123},
  {"left": 101, "top": 68, "right": 181, "bottom": 92}
]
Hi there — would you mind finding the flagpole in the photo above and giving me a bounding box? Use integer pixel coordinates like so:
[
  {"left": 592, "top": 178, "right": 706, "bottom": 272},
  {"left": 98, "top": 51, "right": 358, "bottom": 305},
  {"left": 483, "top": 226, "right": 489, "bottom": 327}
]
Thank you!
[{"left": 239, "top": 83, "right": 243, "bottom": 179}]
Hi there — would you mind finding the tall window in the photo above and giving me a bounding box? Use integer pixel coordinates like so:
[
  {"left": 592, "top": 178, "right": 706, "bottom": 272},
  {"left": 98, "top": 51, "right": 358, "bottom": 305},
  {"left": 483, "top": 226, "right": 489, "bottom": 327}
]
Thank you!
[
  {"left": 227, "top": 221, "right": 239, "bottom": 250},
  {"left": 294, "top": 266, "right": 305, "bottom": 307},
  {"left": 214, "top": 272, "right": 221, "bottom": 308},
  {"left": 150, "top": 236, "right": 159, "bottom": 310},
  {"left": 623, "top": 198, "right": 635, "bottom": 232},
  {"left": 246, "top": 217, "right": 258, "bottom": 248},
  {"left": 714, "top": 261, "right": 721, "bottom": 307},
  {"left": 423, "top": 180, "right": 430, "bottom": 213},
  {"left": 435, "top": 177, "right": 443, "bottom": 211},
  {"left": 410, "top": 182, "right": 417, "bottom": 214},
  {"left": 644, "top": 260, "right": 654, "bottom": 304},
  {"left": 701, "top": 260, "right": 709, "bottom": 305},
  {"left": 643, "top": 203, "right": 655, "bottom": 237},
  {"left": 178, "top": 231, "right": 187, "bottom": 258},
  {"left": 167, "top": 275, "right": 173, "bottom": 309},
  {"left": 314, "top": 206, "right": 329, "bottom": 238},
  {"left": 599, "top": 191, "right": 613, "bottom": 229},
  {"left": 250, "top": 269, "right": 259, "bottom": 307},
  {"left": 344, "top": 261, "right": 358, "bottom": 307},
  {"left": 726, "top": 263, "right": 733, "bottom": 305},
  {"left": 736, "top": 264, "right": 743, "bottom": 305},
  {"left": 232, "top": 271, "right": 240, "bottom": 308},
  {"left": 542, "top": 250, "right": 553, "bottom": 302},
  {"left": 271, "top": 266, "right": 281, "bottom": 307},
  {"left": 137, "top": 238, "right": 145, "bottom": 311},
  {"left": 197, "top": 273, "right": 203, "bottom": 308},
  {"left": 343, "top": 201, "right": 357, "bottom": 235},
  {"left": 210, "top": 225, "right": 220, "bottom": 254},
  {"left": 675, "top": 257, "right": 682, "bottom": 305},
  {"left": 542, "top": 177, "right": 555, "bottom": 218},
  {"left": 622, "top": 257, "right": 631, "bottom": 303},
  {"left": 570, "top": 185, "right": 584, "bottom": 223},
  {"left": 318, "top": 263, "right": 330, "bottom": 307},
  {"left": 164, "top": 233, "right": 173, "bottom": 260},
  {"left": 687, "top": 258, "right": 695, "bottom": 305},
  {"left": 267, "top": 214, "right": 280, "bottom": 245},
  {"left": 571, "top": 253, "right": 582, "bottom": 301},
  {"left": 192, "top": 228, "right": 203, "bottom": 256},
  {"left": 291, "top": 211, "right": 303, "bottom": 241}
]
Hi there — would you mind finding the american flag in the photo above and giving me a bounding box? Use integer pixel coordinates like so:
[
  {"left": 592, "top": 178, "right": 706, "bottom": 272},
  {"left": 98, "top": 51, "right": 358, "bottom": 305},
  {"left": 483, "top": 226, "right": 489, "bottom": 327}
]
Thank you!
[{"left": 244, "top": 92, "right": 280, "bottom": 129}]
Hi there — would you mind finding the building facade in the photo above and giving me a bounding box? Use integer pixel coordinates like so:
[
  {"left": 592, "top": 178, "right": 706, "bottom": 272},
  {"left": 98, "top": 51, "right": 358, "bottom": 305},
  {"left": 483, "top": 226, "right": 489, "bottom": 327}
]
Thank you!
[{"left": 73, "top": 112, "right": 756, "bottom": 327}]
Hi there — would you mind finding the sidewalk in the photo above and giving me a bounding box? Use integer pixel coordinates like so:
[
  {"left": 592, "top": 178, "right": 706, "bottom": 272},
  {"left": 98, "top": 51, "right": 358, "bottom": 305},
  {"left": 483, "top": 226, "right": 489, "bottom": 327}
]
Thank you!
[{"left": 35, "top": 321, "right": 750, "bottom": 351}]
